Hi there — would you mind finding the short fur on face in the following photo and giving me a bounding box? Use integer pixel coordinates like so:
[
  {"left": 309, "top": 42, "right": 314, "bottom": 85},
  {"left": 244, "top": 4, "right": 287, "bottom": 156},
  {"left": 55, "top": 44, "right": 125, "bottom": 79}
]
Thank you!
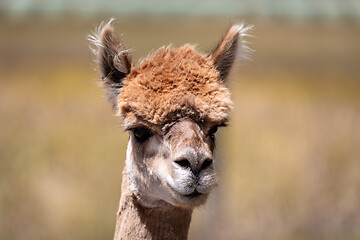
[{"left": 89, "top": 20, "right": 252, "bottom": 208}]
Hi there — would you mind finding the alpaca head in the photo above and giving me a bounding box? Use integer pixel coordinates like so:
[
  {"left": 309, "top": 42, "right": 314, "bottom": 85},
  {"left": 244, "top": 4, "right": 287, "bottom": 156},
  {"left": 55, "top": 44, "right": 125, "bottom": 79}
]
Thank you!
[{"left": 90, "top": 20, "right": 252, "bottom": 209}]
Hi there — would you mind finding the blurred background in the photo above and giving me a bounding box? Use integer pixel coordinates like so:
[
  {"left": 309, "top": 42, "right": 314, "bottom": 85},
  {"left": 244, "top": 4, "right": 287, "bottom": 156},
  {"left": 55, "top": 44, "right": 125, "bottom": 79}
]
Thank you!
[{"left": 1, "top": 1, "right": 360, "bottom": 240}]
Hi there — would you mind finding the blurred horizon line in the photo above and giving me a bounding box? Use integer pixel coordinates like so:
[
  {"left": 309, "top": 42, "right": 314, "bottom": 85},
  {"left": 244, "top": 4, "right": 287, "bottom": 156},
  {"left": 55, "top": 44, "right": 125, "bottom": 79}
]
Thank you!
[{"left": 0, "top": 0, "right": 360, "bottom": 22}]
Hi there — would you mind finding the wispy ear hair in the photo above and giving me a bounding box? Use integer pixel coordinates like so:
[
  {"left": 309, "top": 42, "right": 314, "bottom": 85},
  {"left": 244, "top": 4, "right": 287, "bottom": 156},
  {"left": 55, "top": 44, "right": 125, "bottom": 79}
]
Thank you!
[
  {"left": 210, "top": 23, "right": 254, "bottom": 81},
  {"left": 88, "top": 18, "right": 132, "bottom": 108}
]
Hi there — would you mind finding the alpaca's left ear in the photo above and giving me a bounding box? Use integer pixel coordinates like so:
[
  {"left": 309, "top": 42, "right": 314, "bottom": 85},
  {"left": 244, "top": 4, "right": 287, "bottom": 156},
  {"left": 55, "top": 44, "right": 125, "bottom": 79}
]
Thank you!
[{"left": 210, "top": 23, "right": 253, "bottom": 81}]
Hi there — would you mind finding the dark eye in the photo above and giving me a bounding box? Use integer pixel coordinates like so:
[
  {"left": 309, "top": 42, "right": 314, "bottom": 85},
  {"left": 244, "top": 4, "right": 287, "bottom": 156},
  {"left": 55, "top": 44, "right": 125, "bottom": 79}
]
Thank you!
[
  {"left": 132, "top": 127, "right": 153, "bottom": 143},
  {"left": 208, "top": 126, "right": 218, "bottom": 140}
]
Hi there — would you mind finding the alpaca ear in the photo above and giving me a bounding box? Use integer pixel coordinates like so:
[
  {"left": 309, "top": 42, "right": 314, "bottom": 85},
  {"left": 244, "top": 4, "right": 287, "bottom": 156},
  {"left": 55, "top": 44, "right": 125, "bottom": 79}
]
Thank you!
[
  {"left": 89, "top": 19, "right": 131, "bottom": 107},
  {"left": 210, "top": 23, "right": 253, "bottom": 81}
]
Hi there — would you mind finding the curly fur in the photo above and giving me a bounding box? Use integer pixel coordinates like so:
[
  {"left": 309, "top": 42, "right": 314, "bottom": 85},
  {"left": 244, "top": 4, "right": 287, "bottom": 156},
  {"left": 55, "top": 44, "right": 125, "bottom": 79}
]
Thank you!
[
  {"left": 117, "top": 45, "right": 233, "bottom": 126},
  {"left": 89, "top": 20, "right": 253, "bottom": 127}
]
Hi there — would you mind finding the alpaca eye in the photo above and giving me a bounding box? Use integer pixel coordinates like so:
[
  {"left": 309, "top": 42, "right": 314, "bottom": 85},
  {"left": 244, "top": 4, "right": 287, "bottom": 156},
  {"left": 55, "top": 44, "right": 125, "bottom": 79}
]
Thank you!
[
  {"left": 133, "top": 127, "right": 153, "bottom": 143},
  {"left": 208, "top": 126, "right": 218, "bottom": 140}
]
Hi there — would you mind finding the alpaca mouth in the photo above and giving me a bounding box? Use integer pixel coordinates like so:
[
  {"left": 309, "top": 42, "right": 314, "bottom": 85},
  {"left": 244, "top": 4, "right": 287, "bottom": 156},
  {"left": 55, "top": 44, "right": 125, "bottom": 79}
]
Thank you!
[
  {"left": 179, "top": 189, "right": 208, "bottom": 207},
  {"left": 167, "top": 182, "right": 205, "bottom": 200},
  {"left": 184, "top": 190, "right": 202, "bottom": 198},
  {"left": 165, "top": 182, "right": 209, "bottom": 207}
]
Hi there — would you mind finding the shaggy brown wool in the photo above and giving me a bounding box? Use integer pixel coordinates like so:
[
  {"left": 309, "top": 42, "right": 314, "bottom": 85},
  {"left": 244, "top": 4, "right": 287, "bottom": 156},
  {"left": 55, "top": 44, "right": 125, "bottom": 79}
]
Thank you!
[{"left": 117, "top": 45, "right": 233, "bottom": 126}]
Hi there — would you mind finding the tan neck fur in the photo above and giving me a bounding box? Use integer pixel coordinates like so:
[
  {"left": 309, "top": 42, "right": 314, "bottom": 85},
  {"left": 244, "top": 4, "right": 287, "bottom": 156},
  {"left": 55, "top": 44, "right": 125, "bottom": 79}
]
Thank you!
[{"left": 113, "top": 166, "right": 193, "bottom": 240}]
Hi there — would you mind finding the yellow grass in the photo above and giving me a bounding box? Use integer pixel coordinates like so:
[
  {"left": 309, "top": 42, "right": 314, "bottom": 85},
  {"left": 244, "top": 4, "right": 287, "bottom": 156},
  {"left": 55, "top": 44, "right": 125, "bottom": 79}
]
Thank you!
[{"left": 0, "top": 17, "right": 359, "bottom": 240}]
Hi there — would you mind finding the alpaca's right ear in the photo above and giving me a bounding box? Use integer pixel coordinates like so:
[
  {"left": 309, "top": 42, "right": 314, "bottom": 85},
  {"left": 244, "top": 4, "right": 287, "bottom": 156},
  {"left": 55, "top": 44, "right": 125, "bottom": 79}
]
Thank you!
[{"left": 89, "top": 19, "right": 131, "bottom": 107}]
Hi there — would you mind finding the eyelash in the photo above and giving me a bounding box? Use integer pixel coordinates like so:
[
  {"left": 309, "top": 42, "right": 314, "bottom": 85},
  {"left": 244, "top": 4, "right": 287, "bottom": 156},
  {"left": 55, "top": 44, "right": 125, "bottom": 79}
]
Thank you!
[
  {"left": 208, "top": 126, "right": 218, "bottom": 140},
  {"left": 130, "top": 124, "right": 221, "bottom": 143},
  {"left": 132, "top": 127, "right": 153, "bottom": 143}
]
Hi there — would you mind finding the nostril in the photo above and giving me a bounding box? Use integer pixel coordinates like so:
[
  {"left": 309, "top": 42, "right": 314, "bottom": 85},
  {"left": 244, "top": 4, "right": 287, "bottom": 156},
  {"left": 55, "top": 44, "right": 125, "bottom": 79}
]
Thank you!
[
  {"left": 174, "top": 159, "right": 191, "bottom": 169},
  {"left": 200, "top": 158, "right": 213, "bottom": 171}
]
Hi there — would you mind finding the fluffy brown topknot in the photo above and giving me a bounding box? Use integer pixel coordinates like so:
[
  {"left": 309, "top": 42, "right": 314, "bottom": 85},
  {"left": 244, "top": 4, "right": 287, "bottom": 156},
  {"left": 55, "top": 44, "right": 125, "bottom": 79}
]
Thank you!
[{"left": 117, "top": 45, "right": 233, "bottom": 126}]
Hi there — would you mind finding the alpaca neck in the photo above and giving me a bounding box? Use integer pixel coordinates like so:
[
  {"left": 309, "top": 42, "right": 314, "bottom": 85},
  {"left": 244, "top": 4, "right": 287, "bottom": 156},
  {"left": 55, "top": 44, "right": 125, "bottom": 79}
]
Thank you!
[{"left": 113, "top": 166, "right": 193, "bottom": 240}]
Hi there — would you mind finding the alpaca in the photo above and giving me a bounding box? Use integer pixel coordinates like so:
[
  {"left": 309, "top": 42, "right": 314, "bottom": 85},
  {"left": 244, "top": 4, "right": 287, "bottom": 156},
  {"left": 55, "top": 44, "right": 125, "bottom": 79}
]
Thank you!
[{"left": 89, "top": 19, "right": 252, "bottom": 240}]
